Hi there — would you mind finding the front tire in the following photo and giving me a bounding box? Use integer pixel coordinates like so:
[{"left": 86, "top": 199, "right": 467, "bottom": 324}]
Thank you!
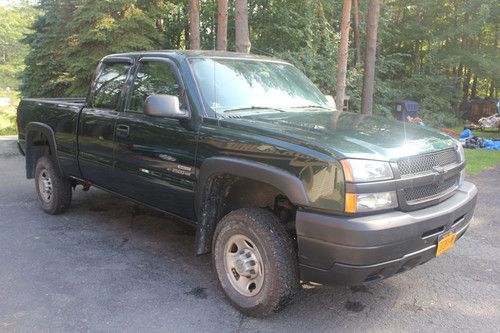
[
  {"left": 212, "top": 208, "right": 299, "bottom": 318},
  {"left": 35, "top": 156, "right": 72, "bottom": 215}
]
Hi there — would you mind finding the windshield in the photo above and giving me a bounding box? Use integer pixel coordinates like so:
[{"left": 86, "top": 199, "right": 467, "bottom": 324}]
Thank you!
[{"left": 189, "top": 58, "right": 331, "bottom": 114}]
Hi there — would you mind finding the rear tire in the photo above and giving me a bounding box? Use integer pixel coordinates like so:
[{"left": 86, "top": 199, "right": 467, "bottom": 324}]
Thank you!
[
  {"left": 212, "top": 208, "right": 299, "bottom": 318},
  {"left": 35, "top": 156, "right": 72, "bottom": 214}
]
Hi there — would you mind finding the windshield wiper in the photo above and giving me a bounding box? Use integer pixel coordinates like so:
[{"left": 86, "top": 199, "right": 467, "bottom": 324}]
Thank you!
[
  {"left": 291, "top": 105, "right": 331, "bottom": 110},
  {"left": 223, "top": 106, "right": 287, "bottom": 113}
]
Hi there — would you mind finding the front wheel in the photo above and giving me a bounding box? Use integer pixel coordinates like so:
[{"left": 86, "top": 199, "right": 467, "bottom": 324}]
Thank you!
[
  {"left": 212, "top": 208, "right": 299, "bottom": 318},
  {"left": 35, "top": 156, "right": 72, "bottom": 215}
]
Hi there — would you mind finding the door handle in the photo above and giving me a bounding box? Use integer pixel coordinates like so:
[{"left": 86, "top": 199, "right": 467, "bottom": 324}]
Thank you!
[{"left": 116, "top": 124, "right": 130, "bottom": 138}]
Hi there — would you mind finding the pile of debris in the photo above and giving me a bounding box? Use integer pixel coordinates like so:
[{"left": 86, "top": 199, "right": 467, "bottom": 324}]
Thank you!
[{"left": 460, "top": 128, "right": 500, "bottom": 150}]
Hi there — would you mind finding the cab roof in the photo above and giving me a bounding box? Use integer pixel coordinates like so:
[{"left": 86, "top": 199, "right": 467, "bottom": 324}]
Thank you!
[{"left": 103, "top": 50, "right": 289, "bottom": 64}]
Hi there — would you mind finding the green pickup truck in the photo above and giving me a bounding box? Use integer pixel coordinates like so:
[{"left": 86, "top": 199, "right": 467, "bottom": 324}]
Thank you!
[{"left": 17, "top": 51, "right": 477, "bottom": 317}]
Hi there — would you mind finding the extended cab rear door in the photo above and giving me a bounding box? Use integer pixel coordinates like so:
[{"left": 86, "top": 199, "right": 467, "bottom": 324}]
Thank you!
[
  {"left": 112, "top": 57, "right": 198, "bottom": 220},
  {"left": 78, "top": 57, "right": 133, "bottom": 190}
]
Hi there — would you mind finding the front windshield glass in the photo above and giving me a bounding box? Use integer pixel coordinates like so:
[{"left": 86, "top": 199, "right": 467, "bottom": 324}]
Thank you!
[{"left": 189, "top": 58, "right": 330, "bottom": 114}]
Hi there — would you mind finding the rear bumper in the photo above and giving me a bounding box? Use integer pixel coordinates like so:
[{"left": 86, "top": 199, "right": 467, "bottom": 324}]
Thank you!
[{"left": 296, "top": 181, "right": 477, "bottom": 285}]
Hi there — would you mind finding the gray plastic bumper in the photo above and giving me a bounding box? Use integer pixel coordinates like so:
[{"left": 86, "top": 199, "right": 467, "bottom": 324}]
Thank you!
[{"left": 296, "top": 181, "right": 478, "bottom": 285}]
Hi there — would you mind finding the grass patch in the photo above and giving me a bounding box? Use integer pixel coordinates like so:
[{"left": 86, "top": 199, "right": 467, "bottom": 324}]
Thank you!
[
  {"left": 0, "top": 112, "right": 17, "bottom": 136},
  {"left": 464, "top": 149, "right": 500, "bottom": 174},
  {"left": 0, "top": 90, "right": 19, "bottom": 136}
]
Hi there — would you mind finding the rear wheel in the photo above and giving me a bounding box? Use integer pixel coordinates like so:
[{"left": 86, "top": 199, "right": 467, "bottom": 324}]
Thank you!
[
  {"left": 35, "top": 156, "right": 72, "bottom": 214},
  {"left": 212, "top": 208, "right": 299, "bottom": 318}
]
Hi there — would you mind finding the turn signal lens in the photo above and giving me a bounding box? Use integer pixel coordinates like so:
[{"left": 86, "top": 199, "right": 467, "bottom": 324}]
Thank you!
[
  {"left": 345, "top": 191, "right": 398, "bottom": 213},
  {"left": 345, "top": 193, "right": 357, "bottom": 213}
]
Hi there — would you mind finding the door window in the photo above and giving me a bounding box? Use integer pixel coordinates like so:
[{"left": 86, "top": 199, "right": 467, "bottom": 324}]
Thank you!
[
  {"left": 93, "top": 62, "right": 131, "bottom": 109},
  {"left": 128, "top": 61, "right": 183, "bottom": 113}
]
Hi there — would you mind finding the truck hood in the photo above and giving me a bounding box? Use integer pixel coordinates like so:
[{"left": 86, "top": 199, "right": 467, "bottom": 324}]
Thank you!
[{"left": 220, "top": 111, "right": 458, "bottom": 161}]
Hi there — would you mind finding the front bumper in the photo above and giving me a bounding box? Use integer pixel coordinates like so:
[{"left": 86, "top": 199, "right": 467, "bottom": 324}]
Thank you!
[{"left": 296, "top": 181, "right": 477, "bottom": 285}]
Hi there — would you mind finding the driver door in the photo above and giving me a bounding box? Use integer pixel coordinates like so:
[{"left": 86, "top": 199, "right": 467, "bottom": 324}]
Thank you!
[{"left": 113, "top": 57, "right": 197, "bottom": 220}]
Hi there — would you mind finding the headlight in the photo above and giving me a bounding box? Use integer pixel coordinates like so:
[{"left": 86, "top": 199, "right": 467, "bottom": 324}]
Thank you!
[
  {"left": 345, "top": 191, "right": 398, "bottom": 213},
  {"left": 341, "top": 159, "right": 397, "bottom": 213},
  {"left": 341, "top": 159, "right": 393, "bottom": 182}
]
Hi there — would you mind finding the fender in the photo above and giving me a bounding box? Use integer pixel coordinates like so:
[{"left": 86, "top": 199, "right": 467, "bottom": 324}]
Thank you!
[
  {"left": 25, "top": 122, "right": 62, "bottom": 178},
  {"left": 194, "top": 157, "right": 310, "bottom": 254}
]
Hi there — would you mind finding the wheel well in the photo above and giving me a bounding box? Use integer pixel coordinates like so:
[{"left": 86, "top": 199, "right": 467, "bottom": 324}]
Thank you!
[
  {"left": 26, "top": 130, "right": 52, "bottom": 179},
  {"left": 195, "top": 174, "right": 297, "bottom": 255}
]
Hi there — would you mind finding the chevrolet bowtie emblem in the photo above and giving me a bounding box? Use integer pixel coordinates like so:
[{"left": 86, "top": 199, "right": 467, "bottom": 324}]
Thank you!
[{"left": 432, "top": 166, "right": 446, "bottom": 183}]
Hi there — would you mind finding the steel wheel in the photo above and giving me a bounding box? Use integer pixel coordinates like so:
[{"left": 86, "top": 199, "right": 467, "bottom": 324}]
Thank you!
[
  {"left": 224, "top": 234, "right": 264, "bottom": 296},
  {"left": 213, "top": 208, "right": 299, "bottom": 317},
  {"left": 38, "top": 168, "right": 53, "bottom": 203},
  {"left": 34, "top": 156, "right": 72, "bottom": 215}
]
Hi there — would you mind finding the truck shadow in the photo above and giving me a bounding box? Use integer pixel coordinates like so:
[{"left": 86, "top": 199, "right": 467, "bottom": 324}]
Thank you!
[{"left": 64, "top": 187, "right": 402, "bottom": 321}]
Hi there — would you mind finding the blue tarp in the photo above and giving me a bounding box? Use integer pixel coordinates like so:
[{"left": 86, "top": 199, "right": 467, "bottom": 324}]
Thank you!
[
  {"left": 460, "top": 129, "right": 472, "bottom": 138},
  {"left": 483, "top": 139, "right": 500, "bottom": 150}
]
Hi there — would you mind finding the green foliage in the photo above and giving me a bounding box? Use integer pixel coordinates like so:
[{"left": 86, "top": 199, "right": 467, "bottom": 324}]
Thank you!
[
  {"left": 0, "top": 5, "right": 36, "bottom": 89},
  {"left": 379, "top": 0, "right": 500, "bottom": 116},
  {"left": 64, "top": 0, "right": 163, "bottom": 95},
  {"left": 250, "top": 0, "right": 341, "bottom": 95},
  {"left": 5, "top": 0, "right": 496, "bottom": 128},
  {"left": 21, "top": 0, "right": 78, "bottom": 97}
]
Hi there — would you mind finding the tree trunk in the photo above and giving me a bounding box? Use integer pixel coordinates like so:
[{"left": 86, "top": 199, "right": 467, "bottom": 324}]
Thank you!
[
  {"left": 352, "top": 0, "right": 361, "bottom": 67},
  {"left": 216, "top": 0, "right": 228, "bottom": 50},
  {"left": 453, "top": 63, "right": 463, "bottom": 115},
  {"left": 336, "top": 0, "right": 352, "bottom": 110},
  {"left": 235, "top": 0, "right": 251, "bottom": 53},
  {"left": 155, "top": 0, "right": 164, "bottom": 32},
  {"left": 414, "top": 11, "right": 421, "bottom": 73},
  {"left": 360, "top": 0, "right": 380, "bottom": 115},
  {"left": 491, "top": 24, "right": 498, "bottom": 98},
  {"left": 188, "top": 0, "right": 200, "bottom": 49},
  {"left": 471, "top": 74, "right": 477, "bottom": 99},
  {"left": 460, "top": 67, "right": 471, "bottom": 112}
]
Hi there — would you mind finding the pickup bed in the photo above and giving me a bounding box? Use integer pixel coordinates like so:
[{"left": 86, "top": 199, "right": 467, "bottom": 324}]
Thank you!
[{"left": 17, "top": 50, "right": 477, "bottom": 317}]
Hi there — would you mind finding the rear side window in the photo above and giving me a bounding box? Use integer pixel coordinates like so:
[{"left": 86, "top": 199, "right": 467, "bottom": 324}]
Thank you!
[{"left": 93, "top": 62, "right": 131, "bottom": 109}]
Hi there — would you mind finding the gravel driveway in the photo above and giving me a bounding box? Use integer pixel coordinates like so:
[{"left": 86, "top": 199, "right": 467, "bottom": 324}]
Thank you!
[{"left": 0, "top": 137, "right": 498, "bottom": 332}]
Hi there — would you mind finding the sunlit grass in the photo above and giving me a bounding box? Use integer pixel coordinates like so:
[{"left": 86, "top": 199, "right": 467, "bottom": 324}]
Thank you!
[
  {"left": 0, "top": 112, "right": 16, "bottom": 136},
  {"left": 464, "top": 149, "right": 500, "bottom": 174},
  {"left": 0, "top": 91, "right": 18, "bottom": 136}
]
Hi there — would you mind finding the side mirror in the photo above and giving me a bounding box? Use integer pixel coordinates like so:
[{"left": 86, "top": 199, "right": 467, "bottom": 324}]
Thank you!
[{"left": 144, "top": 94, "right": 189, "bottom": 119}]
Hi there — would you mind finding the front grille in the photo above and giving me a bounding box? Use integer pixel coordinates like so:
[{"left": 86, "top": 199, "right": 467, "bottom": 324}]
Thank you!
[
  {"left": 397, "top": 148, "right": 459, "bottom": 176},
  {"left": 403, "top": 175, "right": 459, "bottom": 204}
]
